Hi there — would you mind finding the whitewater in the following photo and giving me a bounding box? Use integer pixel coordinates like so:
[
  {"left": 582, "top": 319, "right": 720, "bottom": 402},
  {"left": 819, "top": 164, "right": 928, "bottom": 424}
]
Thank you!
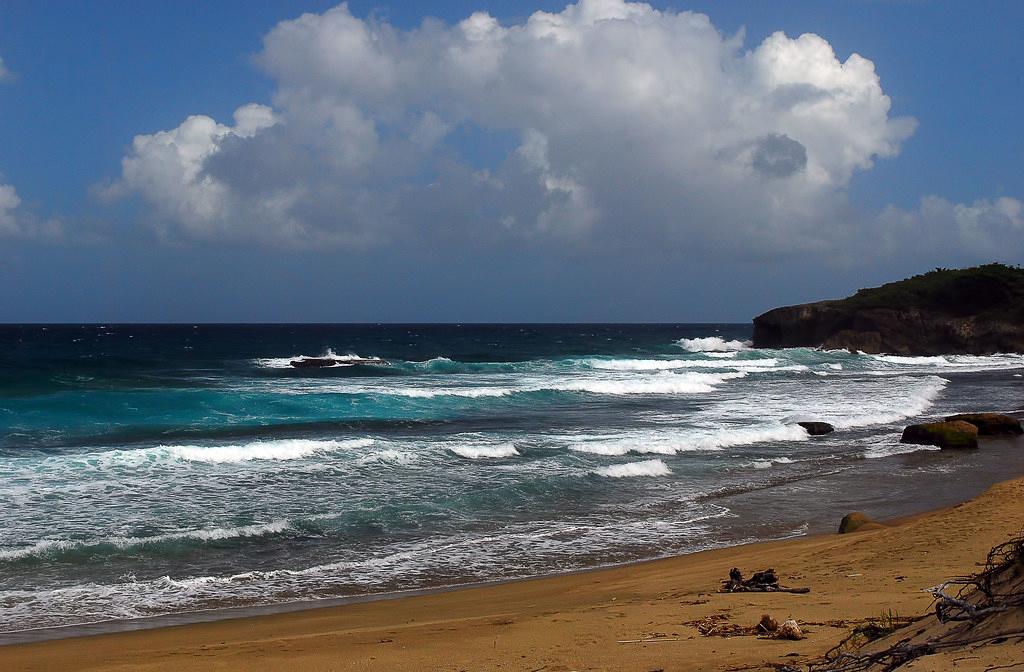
[{"left": 1, "top": 323, "right": 1022, "bottom": 637}]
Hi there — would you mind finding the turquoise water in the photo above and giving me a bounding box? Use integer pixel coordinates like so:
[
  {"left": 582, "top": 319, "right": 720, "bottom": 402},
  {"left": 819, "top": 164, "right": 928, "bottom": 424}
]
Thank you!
[{"left": 1, "top": 324, "right": 1022, "bottom": 635}]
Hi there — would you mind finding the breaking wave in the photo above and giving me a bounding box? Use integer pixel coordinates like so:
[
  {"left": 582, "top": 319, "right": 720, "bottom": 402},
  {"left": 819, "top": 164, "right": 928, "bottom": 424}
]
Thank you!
[
  {"left": 365, "top": 371, "right": 747, "bottom": 398},
  {"left": 0, "top": 520, "right": 293, "bottom": 562},
  {"left": 677, "top": 337, "right": 751, "bottom": 352},
  {"left": 568, "top": 424, "right": 808, "bottom": 456},
  {"left": 749, "top": 456, "right": 796, "bottom": 469},
  {"left": 582, "top": 358, "right": 779, "bottom": 371},
  {"left": 595, "top": 459, "right": 672, "bottom": 478},
  {"left": 830, "top": 376, "right": 948, "bottom": 429},
  {"left": 164, "top": 438, "right": 374, "bottom": 463}
]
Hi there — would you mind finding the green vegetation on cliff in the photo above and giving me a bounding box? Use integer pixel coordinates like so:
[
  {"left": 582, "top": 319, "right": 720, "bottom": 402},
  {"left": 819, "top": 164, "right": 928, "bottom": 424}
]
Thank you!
[
  {"left": 836, "top": 264, "right": 1024, "bottom": 321},
  {"left": 752, "top": 264, "right": 1024, "bottom": 354}
]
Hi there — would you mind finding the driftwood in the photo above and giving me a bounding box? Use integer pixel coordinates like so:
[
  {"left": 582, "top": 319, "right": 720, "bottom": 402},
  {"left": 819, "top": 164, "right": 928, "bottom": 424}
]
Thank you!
[
  {"left": 808, "top": 533, "right": 1024, "bottom": 671},
  {"left": 720, "top": 567, "right": 810, "bottom": 594}
]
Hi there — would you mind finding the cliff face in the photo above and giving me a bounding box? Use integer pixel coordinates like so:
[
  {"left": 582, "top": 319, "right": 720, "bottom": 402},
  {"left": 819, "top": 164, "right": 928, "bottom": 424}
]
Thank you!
[{"left": 752, "top": 264, "right": 1024, "bottom": 354}]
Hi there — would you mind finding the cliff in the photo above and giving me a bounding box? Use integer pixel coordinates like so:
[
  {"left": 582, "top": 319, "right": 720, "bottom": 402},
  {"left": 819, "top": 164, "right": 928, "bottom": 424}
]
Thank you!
[{"left": 751, "top": 264, "right": 1024, "bottom": 354}]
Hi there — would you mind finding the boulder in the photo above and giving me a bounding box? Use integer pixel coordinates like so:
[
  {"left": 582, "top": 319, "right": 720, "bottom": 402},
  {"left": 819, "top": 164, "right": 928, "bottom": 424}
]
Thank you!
[
  {"left": 797, "top": 421, "right": 835, "bottom": 436},
  {"left": 900, "top": 421, "right": 978, "bottom": 449},
  {"left": 838, "top": 512, "right": 885, "bottom": 534},
  {"left": 944, "top": 413, "right": 1023, "bottom": 436}
]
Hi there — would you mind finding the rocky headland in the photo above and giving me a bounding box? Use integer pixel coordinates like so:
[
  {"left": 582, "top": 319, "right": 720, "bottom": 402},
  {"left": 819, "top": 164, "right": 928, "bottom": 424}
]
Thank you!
[{"left": 752, "top": 263, "right": 1024, "bottom": 354}]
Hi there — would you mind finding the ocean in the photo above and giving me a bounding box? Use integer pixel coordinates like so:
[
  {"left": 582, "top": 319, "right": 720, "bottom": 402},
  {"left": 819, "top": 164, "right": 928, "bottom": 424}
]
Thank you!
[{"left": 1, "top": 324, "right": 1022, "bottom": 639}]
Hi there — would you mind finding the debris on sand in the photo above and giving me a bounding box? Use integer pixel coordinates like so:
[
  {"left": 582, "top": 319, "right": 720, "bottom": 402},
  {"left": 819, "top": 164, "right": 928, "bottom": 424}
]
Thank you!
[
  {"left": 720, "top": 567, "right": 810, "bottom": 594},
  {"left": 775, "top": 619, "right": 804, "bottom": 640}
]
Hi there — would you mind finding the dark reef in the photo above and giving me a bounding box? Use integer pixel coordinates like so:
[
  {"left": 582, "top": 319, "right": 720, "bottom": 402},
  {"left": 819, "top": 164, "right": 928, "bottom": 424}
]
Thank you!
[{"left": 752, "top": 264, "right": 1024, "bottom": 354}]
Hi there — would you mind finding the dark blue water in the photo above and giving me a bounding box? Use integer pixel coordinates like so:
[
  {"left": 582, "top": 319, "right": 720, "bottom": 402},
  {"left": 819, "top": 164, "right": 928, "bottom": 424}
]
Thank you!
[{"left": 1, "top": 324, "right": 1022, "bottom": 636}]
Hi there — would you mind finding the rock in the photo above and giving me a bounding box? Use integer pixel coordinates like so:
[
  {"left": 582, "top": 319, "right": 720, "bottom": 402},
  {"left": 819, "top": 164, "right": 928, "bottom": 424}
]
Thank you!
[
  {"left": 751, "top": 264, "right": 1024, "bottom": 354},
  {"left": 290, "top": 357, "right": 340, "bottom": 368},
  {"left": 838, "top": 512, "right": 886, "bottom": 534},
  {"left": 900, "top": 421, "right": 979, "bottom": 449},
  {"left": 944, "top": 413, "right": 1023, "bottom": 436},
  {"left": 775, "top": 619, "right": 803, "bottom": 640},
  {"left": 290, "top": 356, "right": 389, "bottom": 368},
  {"left": 797, "top": 421, "right": 834, "bottom": 436}
]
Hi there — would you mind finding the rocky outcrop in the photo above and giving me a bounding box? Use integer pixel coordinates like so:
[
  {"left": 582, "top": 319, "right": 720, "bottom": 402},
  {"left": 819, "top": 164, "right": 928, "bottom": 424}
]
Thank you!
[
  {"left": 944, "top": 413, "right": 1023, "bottom": 436},
  {"left": 797, "top": 421, "right": 834, "bottom": 436},
  {"left": 900, "top": 421, "right": 979, "bottom": 449},
  {"left": 290, "top": 356, "right": 388, "bottom": 368},
  {"left": 752, "top": 264, "right": 1024, "bottom": 354}
]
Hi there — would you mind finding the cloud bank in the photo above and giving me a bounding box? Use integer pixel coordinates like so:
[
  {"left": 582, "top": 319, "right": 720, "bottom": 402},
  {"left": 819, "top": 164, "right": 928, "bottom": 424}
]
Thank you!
[{"left": 101, "top": 0, "right": 1015, "bottom": 261}]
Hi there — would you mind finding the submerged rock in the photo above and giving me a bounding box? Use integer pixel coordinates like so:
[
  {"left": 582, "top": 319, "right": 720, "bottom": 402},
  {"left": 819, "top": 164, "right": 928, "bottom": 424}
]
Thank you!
[
  {"left": 944, "top": 413, "right": 1023, "bottom": 436},
  {"left": 900, "top": 421, "right": 979, "bottom": 449},
  {"left": 289, "top": 356, "right": 388, "bottom": 368},
  {"left": 838, "top": 512, "right": 885, "bottom": 534},
  {"left": 797, "top": 421, "right": 834, "bottom": 436},
  {"left": 290, "top": 357, "right": 341, "bottom": 368}
]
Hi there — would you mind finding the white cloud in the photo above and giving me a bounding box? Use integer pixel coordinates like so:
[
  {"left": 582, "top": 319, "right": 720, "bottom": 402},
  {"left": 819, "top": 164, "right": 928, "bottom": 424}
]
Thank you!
[
  {"left": 106, "top": 0, "right": 921, "bottom": 253},
  {"left": 0, "top": 183, "right": 21, "bottom": 233},
  {"left": 878, "top": 195, "right": 1024, "bottom": 260},
  {"left": 0, "top": 182, "right": 62, "bottom": 239},
  {"left": 0, "top": 55, "right": 11, "bottom": 82}
]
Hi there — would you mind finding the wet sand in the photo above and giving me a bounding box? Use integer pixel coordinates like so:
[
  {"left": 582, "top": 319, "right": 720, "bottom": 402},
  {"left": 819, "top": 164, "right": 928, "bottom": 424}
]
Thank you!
[{"left": 3, "top": 472, "right": 1023, "bottom": 671}]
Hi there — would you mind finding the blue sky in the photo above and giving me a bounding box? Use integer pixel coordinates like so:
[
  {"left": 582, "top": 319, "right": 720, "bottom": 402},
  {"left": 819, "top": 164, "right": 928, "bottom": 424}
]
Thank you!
[{"left": 0, "top": 1, "right": 1021, "bottom": 322}]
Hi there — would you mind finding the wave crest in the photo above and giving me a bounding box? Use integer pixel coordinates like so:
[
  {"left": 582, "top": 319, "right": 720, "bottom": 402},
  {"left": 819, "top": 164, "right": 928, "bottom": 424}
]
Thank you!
[
  {"left": 677, "top": 337, "right": 751, "bottom": 352},
  {"left": 595, "top": 459, "right": 671, "bottom": 478},
  {"left": 165, "top": 438, "right": 374, "bottom": 463},
  {"left": 0, "top": 520, "right": 294, "bottom": 562}
]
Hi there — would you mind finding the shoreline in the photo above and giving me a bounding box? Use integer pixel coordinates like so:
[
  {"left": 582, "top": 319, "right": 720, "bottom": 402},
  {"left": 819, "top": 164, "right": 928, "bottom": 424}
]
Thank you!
[
  {"left": 3, "top": 434, "right": 1019, "bottom": 648},
  {"left": 3, "top": 467, "right": 1023, "bottom": 671}
]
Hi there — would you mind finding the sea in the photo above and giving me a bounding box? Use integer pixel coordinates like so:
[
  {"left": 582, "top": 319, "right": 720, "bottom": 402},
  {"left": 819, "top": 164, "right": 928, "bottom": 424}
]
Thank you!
[{"left": 1, "top": 324, "right": 1023, "bottom": 640}]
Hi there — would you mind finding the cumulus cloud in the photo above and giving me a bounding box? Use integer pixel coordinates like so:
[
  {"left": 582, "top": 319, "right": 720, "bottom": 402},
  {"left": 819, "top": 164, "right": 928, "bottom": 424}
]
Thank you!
[
  {"left": 105, "top": 0, "right": 919, "bottom": 253},
  {"left": 878, "top": 195, "right": 1024, "bottom": 260},
  {"left": 0, "top": 184, "right": 21, "bottom": 232},
  {"left": 0, "top": 182, "right": 62, "bottom": 239},
  {"left": 0, "top": 55, "right": 11, "bottom": 82}
]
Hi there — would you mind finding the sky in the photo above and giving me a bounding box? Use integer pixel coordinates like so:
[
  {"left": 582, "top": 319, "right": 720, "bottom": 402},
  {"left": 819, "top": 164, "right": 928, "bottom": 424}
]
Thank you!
[{"left": 0, "top": 0, "right": 1021, "bottom": 323}]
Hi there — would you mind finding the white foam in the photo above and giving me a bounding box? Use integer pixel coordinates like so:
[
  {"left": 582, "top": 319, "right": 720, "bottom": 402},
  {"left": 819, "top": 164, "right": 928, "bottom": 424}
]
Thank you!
[
  {"left": 749, "top": 456, "right": 796, "bottom": 469},
  {"left": 387, "top": 386, "right": 515, "bottom": 398},
  {"left": 164, "top": 438, "right": 374, "bottom": 463},
  {"left": 450, "top": 444, "right": 520, "bottom": 459},
  {"left": 595, "top": 459, "right": 671, "bottom": 478},
  {"left": 0, "top": 520, "right": 292, "bottom": 561},
  {"left": 864, "top": 442, "right": 941, "bottom": 459},
  {"left": 548, "top": 371, "right": 746, "bottom": 395},
  {"left": 356, "top": 449, "right": 418, "bottom": 466},
  {"left": 868, "top": 353, "right": 1024, "bottom": 372},
  {"left": 253, "top": 349, "right": 382, "bottom": 369},
  {"left": 568, "top": 424, "right": 808, "bottom": 456},
  {"left": 380, "top": 371, "right": 746, "bottom": 398},
  {"left": 583, "top": 358, "right": 779, "bottom": 371},
  {"left": 677, "top": 337, "right": 751, "bottom": 352},
  {"left": 830, "top": 376, "right": 947, "bottom": 429}
]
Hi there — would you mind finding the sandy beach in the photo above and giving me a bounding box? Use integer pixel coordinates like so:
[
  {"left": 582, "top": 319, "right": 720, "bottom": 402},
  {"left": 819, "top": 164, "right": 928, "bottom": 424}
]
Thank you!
[{"left": 3, "top": 471, "right": 1022, "bottom": 671}]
